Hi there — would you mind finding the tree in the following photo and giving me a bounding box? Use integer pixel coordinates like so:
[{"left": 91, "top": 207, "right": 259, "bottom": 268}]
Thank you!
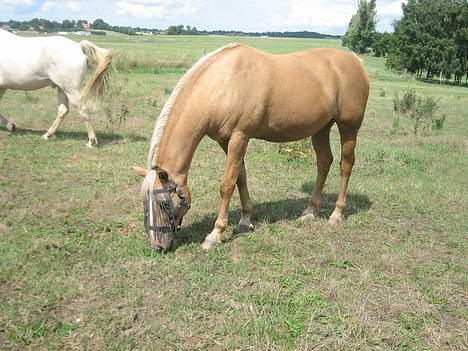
[
  {"left": 372, "top": 32, "right": 393, "bottom": 57},
  {"left": 92, "top": 18, "right": 110, "bottom": 30},
  {"left": 342, "top": 0, "right": 377, "bottom": 54},
  {"left": 387, "top": 0, "right": 467, "bottom": 84}
]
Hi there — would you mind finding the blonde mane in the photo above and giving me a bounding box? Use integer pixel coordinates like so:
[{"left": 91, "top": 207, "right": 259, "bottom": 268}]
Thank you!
[{"left": 146, "top": 43, "right": 240, "bottom": 169}]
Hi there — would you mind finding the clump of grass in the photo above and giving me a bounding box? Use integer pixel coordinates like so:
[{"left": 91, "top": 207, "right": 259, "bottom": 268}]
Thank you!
[
  {"left": 379, "top": 88, "right": 386, "bottom": 97},
  {"left": 278, "top": 139, "right": 314, "bottom": 161},
  {"left": 23, "top": 92, "right": 39, "bottom": 103},
  {"left": 113, "top": 53, "right": 194, "bottom": 72},
  {"left": 392, "top": 90, "right": 445, "bottom": 135}
]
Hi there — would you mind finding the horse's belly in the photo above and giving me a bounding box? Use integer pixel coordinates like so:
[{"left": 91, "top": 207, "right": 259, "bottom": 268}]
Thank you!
[
  {"left": 252, "top": 111, "right": 332, "bottom": 142},
  {"left": 0, "top": 75, "right": 53, "bottom": 90}
]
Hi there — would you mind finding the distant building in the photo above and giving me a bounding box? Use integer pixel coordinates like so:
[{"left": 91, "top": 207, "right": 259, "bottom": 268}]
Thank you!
[{"left": 136, "top": 31, "right": 153, "bottom": 36}]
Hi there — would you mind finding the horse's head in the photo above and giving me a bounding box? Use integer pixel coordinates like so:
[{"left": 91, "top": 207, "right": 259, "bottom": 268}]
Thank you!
[{"left": 133, "top": 166, "right": 191, "bottom": 251}]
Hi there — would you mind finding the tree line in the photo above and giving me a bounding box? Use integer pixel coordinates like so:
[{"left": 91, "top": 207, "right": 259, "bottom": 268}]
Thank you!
[
  {"left": 0, "top": 18, "right": 154, "bottom": 36},
  {"left": 342, "top": 0, "right": 467, "bottom": 85},
  {"left": 1, "top": 18, "right": 340, "bottom": 40}
]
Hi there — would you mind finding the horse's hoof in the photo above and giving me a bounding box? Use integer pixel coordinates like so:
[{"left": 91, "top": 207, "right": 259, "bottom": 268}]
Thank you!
[
  {"left": 42, "top": 133, "right": 50, "bottom": 140},
  {"left": 235, "top": 223, "right": 254, "bottom": 234},
  {"left": 6, "top": 123, "right": 15, "bottom": 132},
  {"left": 328, "top": 214, "right": 343, "bottom": 225},
  {"left": 299, "top": 212, "right": 317, "bottom": 222},
  {"left": 86, "top": 139, "right": 98, "bottom": 148},
  {"left": 201, "top": 238, "right": 220, "bottom": 251}
]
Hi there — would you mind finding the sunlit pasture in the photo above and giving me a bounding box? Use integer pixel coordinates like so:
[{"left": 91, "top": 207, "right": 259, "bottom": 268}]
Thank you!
[{"left": 0, "top": 33, "right": 466, "bottom": 350}]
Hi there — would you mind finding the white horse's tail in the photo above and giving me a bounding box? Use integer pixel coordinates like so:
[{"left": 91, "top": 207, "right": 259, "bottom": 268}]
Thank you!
[{"left": 79, "top": 40, "right": 112, "bottom": 109}]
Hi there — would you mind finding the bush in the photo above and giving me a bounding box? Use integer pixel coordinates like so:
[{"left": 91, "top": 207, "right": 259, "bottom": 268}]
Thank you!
[
  {"left": 103, "top": 78, "right": 129, "bottom": 131},
  {"left": 90, "top": 30, "right": 106, "bottom": 36},
  {"left": 392, "top": 90, "right": 445, "bottom": 135}
]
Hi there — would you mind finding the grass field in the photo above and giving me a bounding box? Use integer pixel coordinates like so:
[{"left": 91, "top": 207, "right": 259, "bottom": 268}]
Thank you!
[{"left": 0, "top": 34, "right": 467, "bottom": 350}]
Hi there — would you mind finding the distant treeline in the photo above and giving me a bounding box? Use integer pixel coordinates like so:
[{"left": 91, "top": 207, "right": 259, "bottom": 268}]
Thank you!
[
  {"left": 0, "top": 18, "right": 339, "bottom": 39},
  {"left": 0, "top": 18, "right": 155, "bottom": 36},
  {"left": 167, "top": 24, "right": 340, "bottom": 39},
  {"left": 342, "top": 0, "right": 467, "bottom": 85}
]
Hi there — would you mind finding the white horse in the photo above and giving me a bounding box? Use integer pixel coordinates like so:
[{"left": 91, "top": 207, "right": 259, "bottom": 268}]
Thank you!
[{"left": 0, "top": 29, "right": 112, "bottom": 146}]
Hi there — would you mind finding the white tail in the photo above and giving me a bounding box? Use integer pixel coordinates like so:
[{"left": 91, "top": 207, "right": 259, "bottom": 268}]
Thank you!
[{"left": 79, "top": 40, "right": 112, "bottom": 109}]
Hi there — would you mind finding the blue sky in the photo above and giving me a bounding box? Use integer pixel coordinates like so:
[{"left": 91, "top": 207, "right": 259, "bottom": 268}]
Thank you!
[{"left": 0, "top": 0, "right": 406, "bottom": 35}]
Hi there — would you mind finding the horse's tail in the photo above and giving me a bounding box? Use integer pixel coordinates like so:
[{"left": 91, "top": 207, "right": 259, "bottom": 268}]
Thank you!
[{"left": 79, "top": 40, "right": 112, "bottom": 109}]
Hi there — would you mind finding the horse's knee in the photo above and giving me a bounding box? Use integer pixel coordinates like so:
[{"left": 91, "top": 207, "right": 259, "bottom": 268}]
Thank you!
[{"left": 220, "top": 183, "right": 236, "bottom": 199}]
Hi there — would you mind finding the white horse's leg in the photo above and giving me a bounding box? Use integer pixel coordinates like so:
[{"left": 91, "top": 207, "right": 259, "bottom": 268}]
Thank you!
[
  {"left": 42, "top": 89, "right": 69, "bottom": 140},
  {"left": 79, "top": 107, "right": 98, "bottom": 148},
  {"left": 0, "top": 89, "right": 15, "bottom": 132},
  {"left": 67, "top": 92, "right": 98, "bottom": 147}
]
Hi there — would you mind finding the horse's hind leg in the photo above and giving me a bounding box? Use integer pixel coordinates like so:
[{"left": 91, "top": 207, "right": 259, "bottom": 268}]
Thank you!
[
  {"left": 202, "top": 132, "right": 250, "bottom": 250},
  {"left": 300, "top": 120, "right": 334, "bottom": 221},
  {"left": 43, "top": 89, "right": 69, "bottom": 140},
  {"left": 0, "top": 89, "right": 15, "bottom": 132},
  {"left": 218, "top": 140, "right": 254, "bottom": 233},
  {"left": 67, "top": 92, "right": 98, "bottom": 147},
  {"left": 329, "top": 122, "right": 360, "bottom": 225}
]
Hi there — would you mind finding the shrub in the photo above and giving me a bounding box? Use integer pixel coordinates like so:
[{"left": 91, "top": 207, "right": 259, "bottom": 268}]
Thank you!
[
  {"left": 393, "top": 90, "right": 444, "bottom": 135},
  {"left": 103, "top": 78, "right": 129, "bottom": 131}
]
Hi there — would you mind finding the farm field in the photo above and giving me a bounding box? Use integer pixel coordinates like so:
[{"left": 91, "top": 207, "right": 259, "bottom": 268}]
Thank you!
[{"left": 0, "top": 34, "right": 467, "bottom": 350}]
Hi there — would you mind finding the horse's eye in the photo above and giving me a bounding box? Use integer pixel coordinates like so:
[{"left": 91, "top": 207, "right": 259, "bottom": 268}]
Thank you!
[{"left": 160, "top": 201, "right": 171, "bottom": 209}]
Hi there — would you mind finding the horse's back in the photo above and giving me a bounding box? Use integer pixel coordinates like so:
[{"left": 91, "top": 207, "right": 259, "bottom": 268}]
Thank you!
[
  {"left": 198, "top": 45, "right": 369, "bottom": 141},
  {"left": 0, "top": 31, "right": 86, "bottom": 90}
]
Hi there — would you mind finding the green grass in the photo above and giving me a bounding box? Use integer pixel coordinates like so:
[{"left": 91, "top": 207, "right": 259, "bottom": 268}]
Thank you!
[{"left": 1, "top": 35, "right": 467, "bottom": 350}]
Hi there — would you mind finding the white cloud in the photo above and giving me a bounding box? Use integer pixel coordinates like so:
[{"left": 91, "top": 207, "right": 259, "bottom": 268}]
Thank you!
[
  {"left": 116, "top": 0, "right": 199, "bottom": 19},
  {"left": 377, "top": 0, "right": 405, "bottom": 17},
  {"left": 274, "top": 0, "right": 405, "bottom": 33},
  {"left": 273, "top": 0, "right": 355, "bottom": 29},
  {"left": 66, "top": 1, "right": 81, "bottom": 13},
  {"left": 0, "top": 0, "right": 34, "bottom": 5},
  {"left": 41, "top": 0, "right": 56, "bottom": 12}
]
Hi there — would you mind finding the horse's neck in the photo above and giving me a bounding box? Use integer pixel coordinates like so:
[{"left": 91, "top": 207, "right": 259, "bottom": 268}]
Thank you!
[{"left": 157, "top": 114, "right": 206, "bottom": 186}]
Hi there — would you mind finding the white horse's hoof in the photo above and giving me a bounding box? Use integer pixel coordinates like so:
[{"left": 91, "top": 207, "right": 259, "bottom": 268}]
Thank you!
[
  {"left": 299, "top": 211, "right": 317, "bottom": 222},
  {"left": 328, "top": 213, "right": 343, "bottom": 225},
  {"left": 87, "top": 138, "right": 98, "bottom": 148},
  {"left": 42, "top": 133, "right": 50, "bottom": 140},
  {"left": 201, "top": 238, "right": 220, "bottom": 251},
  {"left": 6, "top": 123, "right": 15, "bottom": 132}
]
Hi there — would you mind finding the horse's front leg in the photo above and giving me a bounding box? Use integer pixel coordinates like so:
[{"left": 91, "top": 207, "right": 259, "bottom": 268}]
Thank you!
[
  {"left": 0, "top": 89, "right": 15, "bottom": 132},
  {"left": 202, "top": 132, "right": 249, "bottom": 250},
  {"left": 218, "top": 141, "right": 254, "bottom": 234}
]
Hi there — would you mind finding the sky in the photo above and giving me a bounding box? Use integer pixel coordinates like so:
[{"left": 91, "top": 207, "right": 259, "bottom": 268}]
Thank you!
[{"left": 0, "top": 0, "right": 406, "bottom": 35}]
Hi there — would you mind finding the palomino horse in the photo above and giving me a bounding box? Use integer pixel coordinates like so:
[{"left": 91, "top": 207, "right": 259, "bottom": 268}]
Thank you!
[
  {"left": 0, "top": 29, "right": 112, "bottom": 147},
  {"left": 133, "top": 43, "right": 369, "bottom": 251}
]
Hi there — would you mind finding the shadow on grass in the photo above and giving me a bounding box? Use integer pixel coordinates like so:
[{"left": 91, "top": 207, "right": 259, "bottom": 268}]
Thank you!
[
  {"left": 7, "top": 127, "right": 147, "bottom": 144},
  {"left": 175, "top": 181, "right": 372, "bottom": 248},
  {"left": 416, "top": 77, "right": 467, "bottom": 87}
]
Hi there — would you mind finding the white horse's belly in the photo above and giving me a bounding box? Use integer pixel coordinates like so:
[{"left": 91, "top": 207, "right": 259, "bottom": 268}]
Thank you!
[{"left": 0, "top": 77, "right": 54, "bottom": 90}]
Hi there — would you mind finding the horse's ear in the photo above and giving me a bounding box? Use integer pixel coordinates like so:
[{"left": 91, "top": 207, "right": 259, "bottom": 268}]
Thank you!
[{"left": 132, "top": 166, "right": 147, "bottom": 178}]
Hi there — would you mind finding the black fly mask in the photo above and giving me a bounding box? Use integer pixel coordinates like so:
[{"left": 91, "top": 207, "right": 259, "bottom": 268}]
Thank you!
[{"left": 143, "top": 184, "right": 190, "bottom": 250}]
